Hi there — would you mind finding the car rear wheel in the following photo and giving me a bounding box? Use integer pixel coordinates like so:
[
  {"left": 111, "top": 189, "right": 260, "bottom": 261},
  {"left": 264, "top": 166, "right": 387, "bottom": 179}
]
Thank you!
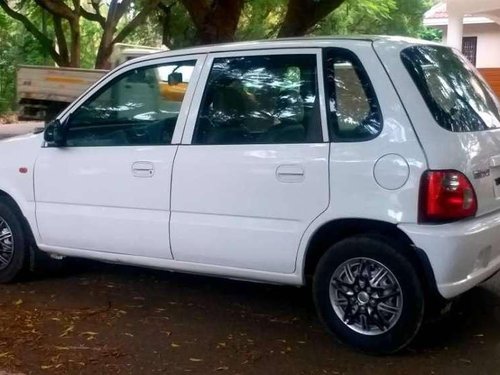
[
  {"left": 313, "top": 236, "right": 425, "bottom": 354},
  {"left": 0, "top": 201, "right": 27, "bottom": 283}
]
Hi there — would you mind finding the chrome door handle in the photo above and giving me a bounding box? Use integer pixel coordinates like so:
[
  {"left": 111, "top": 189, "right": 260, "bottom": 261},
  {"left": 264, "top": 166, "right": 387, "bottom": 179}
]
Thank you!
[
  {"left": 276, "top": 164, "right": 305, "bottom": 183},
  {"left": 132, "top": 161, "right": 155, "bottom": 178}
]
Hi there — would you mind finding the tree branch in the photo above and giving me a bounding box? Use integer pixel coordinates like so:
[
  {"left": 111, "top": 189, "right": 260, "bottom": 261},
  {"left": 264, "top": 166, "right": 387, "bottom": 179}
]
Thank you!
[
  {"left": 80, "top": 6, "right": 105, "bottom": 27},
  {"left": 80, "top": 0, "right": 105, "bottom": 26},
  {"left": 0, "top": 0, "right": 64, "bottom": 66},
  {"left": 112, "top": 0, "right": 161, "bottom": 45},
  {"left": 116, "top": 0, "right": 133, "bottom": 21},
  {"left": 278, "top": 0, "right": 346, "bottom": 37},
  {"left": 33, "top": 0, "right": 76, "bottom": 21}
]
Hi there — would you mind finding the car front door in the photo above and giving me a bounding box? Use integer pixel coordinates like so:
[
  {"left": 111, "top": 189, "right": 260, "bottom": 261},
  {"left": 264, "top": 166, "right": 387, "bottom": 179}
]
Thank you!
[
  {"left": 34, "top": 55, "right": 205, "bottom": 258},
  {"left": 170, "top": 49, "right": 330, "bottom": 273}
]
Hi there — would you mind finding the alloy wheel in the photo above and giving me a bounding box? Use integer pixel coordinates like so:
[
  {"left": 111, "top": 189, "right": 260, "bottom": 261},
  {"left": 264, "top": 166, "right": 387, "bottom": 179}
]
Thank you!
[
  {"left": 329, "top": 257, "right": 403, "bottom": 336},
  {"left": 0, "top": 216, "right": 14, "bottom": 270}
]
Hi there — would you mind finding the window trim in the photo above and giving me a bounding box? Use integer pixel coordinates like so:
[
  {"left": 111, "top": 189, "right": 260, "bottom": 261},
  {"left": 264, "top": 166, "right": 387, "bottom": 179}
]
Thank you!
[
  {"left": 181, "top": 48, "right": 329, "bottom": 145},
  {"left": 48, "top": 53, "right": 207, "bottom": 148},
  {"left": 322, "top": 47, "right": 383, "bottom": 143}
]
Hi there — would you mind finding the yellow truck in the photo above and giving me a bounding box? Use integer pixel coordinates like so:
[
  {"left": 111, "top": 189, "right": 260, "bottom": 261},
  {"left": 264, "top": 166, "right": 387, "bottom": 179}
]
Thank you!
[{"left": 17, "top": 44, "right": 163, "bottom": 122}]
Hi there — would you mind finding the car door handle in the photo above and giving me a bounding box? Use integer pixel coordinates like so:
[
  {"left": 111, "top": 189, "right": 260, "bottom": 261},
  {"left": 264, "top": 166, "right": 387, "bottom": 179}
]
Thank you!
[
  {"left": 132, "top": 161, "right": 155, "bottom": 178},
  {"left": 276, "top": 164, "right": 305, "bottom": 183}
]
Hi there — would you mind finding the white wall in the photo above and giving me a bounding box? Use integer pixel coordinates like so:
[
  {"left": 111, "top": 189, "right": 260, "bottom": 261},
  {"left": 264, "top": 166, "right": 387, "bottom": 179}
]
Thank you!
[{"left": 441, "top": 23, "right": 500, "bottom": 68}]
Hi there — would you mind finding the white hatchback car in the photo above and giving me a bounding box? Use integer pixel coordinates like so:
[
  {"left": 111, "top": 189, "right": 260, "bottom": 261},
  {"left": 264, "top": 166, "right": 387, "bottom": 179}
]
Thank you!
[{"left": 1, "top": 36, "right": 500, "bottom": 354}]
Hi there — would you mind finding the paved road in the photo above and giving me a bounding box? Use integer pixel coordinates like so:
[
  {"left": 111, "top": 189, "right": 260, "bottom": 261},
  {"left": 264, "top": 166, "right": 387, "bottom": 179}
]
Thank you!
[{"left": 0, "top": 122, "right": 499, "bottom": 374}]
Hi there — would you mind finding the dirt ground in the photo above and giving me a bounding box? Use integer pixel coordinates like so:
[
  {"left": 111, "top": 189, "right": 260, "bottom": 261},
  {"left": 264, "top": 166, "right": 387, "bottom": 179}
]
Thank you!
[{"left": 0, "top": 260, "right": 498, "bottom": 375}]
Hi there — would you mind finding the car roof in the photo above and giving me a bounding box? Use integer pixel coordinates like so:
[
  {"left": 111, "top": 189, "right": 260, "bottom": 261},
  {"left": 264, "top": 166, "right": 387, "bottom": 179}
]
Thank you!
[{"left": 127, "top": 36, "right": 438, "bottom": 65}]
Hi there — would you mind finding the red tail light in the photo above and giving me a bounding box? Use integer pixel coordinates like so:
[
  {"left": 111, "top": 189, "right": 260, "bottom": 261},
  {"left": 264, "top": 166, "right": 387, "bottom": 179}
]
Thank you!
[{"left": 419, "top": 170, "right": 477, "bottom": 223}]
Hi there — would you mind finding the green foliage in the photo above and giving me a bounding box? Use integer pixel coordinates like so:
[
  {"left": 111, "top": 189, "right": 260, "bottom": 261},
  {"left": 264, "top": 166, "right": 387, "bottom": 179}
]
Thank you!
[
  {"left": 0, "top": 8, "right": 47, "bottom": 113},
  {"left": 314, "top": 0, "right": 433, "bottom": 37},
  {"left": 418, "top": 26, "right": 443, "bottom": 41},
  {"left": 236, "top": 0, "right": 286, "bottom": 40},
  {"left": 121, "top": 2, "right": 198, "bottom": 50},
  {"left": 80, "top": 18, "right": 104, "bottom": 69}
]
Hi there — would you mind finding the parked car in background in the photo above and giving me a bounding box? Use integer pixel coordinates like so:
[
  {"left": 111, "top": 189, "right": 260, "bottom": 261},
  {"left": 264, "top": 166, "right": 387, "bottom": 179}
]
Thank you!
[
  {"left": 17, "top": 43, "right": 164, "bottom": 122},
  {"left": 1, "top": 36, "right": 500, "bottom": 354}
]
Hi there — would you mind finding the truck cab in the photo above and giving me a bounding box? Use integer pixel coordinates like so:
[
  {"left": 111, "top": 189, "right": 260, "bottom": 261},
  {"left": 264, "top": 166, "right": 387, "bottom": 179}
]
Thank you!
[{"left": 17, "top": 43, "right": 165, "bottom": 122}]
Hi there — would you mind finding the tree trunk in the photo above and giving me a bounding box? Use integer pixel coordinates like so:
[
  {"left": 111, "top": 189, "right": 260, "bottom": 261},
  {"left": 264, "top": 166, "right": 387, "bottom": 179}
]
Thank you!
[
  {"left": 94, "top": 45, "right": 113, "bottom": 69},
  {"left": 53, "top": 16, "right": 70, "bottom": 66},
  {"left": 181, "top": 0, "right": 245, "bottom": 44},
  {"left": 159, "top": 2, "right": 174, "bottom": 48},
  {"left": 94, "top": 0, "right": 119, "bottom": 69},
  {"left": 278, "top": 0, "right": 346, "bottom": 37},
  {"left": 69, "top": 20, "right": 81, "bottom": 67}
]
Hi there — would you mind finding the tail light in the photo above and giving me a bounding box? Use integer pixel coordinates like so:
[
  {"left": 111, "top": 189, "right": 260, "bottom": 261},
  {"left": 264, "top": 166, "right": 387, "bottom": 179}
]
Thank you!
[{"left": 419, "top": 170, "right": 477, "bottom": 223}]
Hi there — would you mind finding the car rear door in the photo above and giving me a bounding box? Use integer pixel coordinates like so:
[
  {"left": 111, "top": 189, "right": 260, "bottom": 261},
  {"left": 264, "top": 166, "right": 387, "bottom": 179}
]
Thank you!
[{"left": 170, "top": 48, "right": 330, "bottom": 273}]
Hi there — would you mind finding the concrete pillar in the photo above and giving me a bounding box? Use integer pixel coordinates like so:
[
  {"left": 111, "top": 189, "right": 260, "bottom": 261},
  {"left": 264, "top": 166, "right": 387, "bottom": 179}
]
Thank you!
[{"left": 447, "top": 9, "right": 464, "bottom": 51}]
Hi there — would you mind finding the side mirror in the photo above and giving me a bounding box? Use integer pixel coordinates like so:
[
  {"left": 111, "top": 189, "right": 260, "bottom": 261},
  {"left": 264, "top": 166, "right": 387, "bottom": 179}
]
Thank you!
[
  {"left": 168, "top": 72, "right": 182, "bottom": 86},
  {"left": 44, "top": 119, "right": 67, "bottom": 147}
]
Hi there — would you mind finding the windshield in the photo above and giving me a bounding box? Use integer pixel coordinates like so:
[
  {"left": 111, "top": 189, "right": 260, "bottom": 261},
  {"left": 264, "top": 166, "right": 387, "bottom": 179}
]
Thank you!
[{"left": 401, "top": 45, "right": 500, "bottom": 132}]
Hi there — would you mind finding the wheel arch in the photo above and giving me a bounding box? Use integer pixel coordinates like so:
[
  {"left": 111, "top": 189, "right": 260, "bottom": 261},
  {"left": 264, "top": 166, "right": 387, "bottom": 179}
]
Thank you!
[
  {"left": 0, "top": 189, "right": 36, "bottom": 245},
  {"left": 301, "top": 218, "right": 442, "bottom": 303}
]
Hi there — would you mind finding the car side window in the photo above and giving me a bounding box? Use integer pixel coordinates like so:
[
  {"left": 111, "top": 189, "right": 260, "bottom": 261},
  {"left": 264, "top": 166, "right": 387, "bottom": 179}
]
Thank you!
[
  {"left": 324, "top": 49, "right": 382, "bottom": 141},
  {"left": 66, "top": 60, "right": 196, "bottom": 147},
  {"left": 192, "top": 54, "right": 323, "bottom": 145}
]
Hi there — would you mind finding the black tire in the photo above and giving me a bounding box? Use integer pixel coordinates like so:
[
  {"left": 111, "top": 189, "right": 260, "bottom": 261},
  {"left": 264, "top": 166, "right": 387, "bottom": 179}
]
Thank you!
[
  {"left": 0, "top": 200, "right": 27, "bottom": 283},
  {"left": 313, "top": 236, "right": 425, "bottom": 354}
]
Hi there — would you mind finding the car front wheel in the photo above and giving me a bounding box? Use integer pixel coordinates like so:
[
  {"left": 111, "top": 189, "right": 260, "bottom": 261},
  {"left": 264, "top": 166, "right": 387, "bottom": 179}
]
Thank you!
[
  {"left": 0, "top": 200, "right": 27, "bottom": 283},
  {"left": 313, "top": 236, "right": 425, "bottom": 354}
]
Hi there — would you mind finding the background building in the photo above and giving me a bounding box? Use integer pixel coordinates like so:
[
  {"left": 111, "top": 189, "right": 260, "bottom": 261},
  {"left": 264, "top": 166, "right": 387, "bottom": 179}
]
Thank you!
[{"left": 424, "top": 0, "right": 500, "bottom": 95}]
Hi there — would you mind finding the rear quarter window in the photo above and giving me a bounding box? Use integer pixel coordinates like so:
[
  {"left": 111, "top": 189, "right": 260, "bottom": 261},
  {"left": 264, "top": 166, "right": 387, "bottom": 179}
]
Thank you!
[{"left": 401, "top": 45, "right": 500, "bottom": 132}]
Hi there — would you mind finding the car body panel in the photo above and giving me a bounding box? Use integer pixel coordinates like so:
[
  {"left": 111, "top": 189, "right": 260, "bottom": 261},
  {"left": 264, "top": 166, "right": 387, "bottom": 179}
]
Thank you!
[{"left": 373, "top": 39, "right": 500, "bottom": 217}]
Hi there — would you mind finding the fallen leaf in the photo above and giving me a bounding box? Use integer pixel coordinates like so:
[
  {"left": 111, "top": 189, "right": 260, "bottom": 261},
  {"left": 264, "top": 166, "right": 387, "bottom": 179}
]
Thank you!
[
  {"left": 14, "top": 299, "right": 23, "bottom": 306},
  {"left": 59, "top": 325, "right": 75, "bottom": 337},
  {"left": 215, "top": 366, "right": 229, "bottom": 371},
  {"left": 171, "top": 343, "right": 180, "bottom": 348},
  {"left": 189, "top": 358, "right": 203, "bottom": 362},
  {"left": 80, "top": 331, "right": 98, "bottom": 336},
  {"left": 80, "top": 331, "right": 98, "bottom": 340}
]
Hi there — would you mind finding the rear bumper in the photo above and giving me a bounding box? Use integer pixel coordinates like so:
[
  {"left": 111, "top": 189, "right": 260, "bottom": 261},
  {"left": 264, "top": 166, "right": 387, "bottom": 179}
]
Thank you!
[{"left": 399, "top": 212, "right": 500, "bottom": 299}]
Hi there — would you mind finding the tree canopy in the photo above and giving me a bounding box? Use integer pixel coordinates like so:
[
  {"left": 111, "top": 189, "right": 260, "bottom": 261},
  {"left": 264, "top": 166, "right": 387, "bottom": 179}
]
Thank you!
[{"left": 0, "top": 0, "right": 436, "bottom": 113}]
